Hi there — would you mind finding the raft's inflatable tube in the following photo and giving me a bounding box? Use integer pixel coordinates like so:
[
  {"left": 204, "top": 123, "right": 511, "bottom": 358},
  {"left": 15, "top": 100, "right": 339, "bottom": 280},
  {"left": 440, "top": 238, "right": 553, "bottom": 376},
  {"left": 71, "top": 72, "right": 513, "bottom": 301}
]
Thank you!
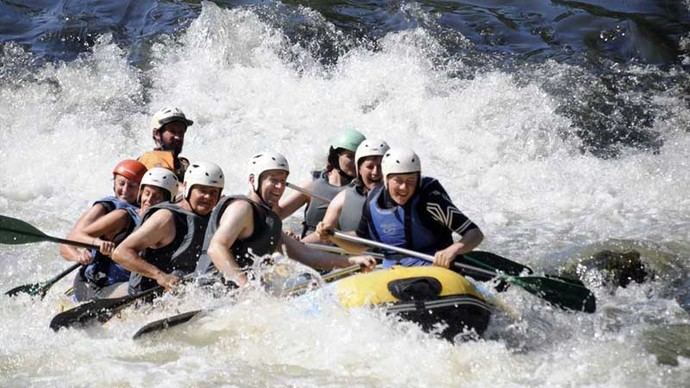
[{"left": 334, "top": 266, "right": 492, "bottom": 340}]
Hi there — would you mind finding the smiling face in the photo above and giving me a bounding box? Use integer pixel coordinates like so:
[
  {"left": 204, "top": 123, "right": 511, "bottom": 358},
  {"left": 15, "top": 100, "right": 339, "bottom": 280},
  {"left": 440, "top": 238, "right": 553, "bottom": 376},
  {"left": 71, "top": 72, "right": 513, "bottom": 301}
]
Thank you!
[
  {"left": 386, "top": 173, "right": 419, "bottom": 205},
  {"left": 138, "top": 185, "right": 168, "bottom": 212},
  {"left": 113, "top": 174, "right": 140, "bottom": 204},
  {"left": 187, "top": 185, "right": 221, "bottom": 216},
  {"left": 252, "top": 170, "right": 288, "bottom": 207},
  {"left": 358, "top": 156, "right": 383, "bottom": 190}
]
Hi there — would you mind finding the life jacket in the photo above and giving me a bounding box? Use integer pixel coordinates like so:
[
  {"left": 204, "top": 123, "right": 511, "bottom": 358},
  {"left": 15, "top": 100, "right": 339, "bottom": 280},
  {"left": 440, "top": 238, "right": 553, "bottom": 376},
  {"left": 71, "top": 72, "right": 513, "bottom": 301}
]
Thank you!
[
  {"left": 302, "top": 170, "right": 348, "bottom": 236},
  {"left": 338, "top": 184, "right": 367, "bottom": 231},
  {"left": 128, "top": 202, "right": 210, "bottom": 293},
  {"left": 80, "top": 196, "right": 140, "bottom": 288},
  {"left": 367, "top": 177, "right": 453, "bottom": 268},
  {"left": 138, "top": 150, "right": 189, "bottom": 181},
  {"left": 195, "top": 195, "right": 283, "bottom": 274}
]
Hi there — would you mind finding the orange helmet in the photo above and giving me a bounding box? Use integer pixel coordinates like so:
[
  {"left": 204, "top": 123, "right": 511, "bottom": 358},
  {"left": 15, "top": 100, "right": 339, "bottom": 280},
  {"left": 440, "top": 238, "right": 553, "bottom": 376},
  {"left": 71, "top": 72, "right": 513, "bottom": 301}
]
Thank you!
[{"left": 112, "top": 159, "right": 147, "bottom": 182}]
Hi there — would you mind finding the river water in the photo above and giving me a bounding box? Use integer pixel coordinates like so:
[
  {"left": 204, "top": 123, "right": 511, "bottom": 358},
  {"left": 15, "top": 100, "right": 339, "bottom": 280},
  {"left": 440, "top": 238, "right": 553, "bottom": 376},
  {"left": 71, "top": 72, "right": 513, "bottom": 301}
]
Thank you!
[{"left": 1, "top": 1, "right": 689, "bottom": 386}]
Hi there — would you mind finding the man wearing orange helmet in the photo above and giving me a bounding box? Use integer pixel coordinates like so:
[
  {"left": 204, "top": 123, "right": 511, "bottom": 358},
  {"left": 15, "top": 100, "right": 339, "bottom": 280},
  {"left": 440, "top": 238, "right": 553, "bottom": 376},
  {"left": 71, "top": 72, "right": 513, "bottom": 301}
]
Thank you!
[
  {"left": 138, "top": 106, "right": 194, "bottom": 181},
  {"left": 59, "top": 159, "right": 148, "bottom": 265}
]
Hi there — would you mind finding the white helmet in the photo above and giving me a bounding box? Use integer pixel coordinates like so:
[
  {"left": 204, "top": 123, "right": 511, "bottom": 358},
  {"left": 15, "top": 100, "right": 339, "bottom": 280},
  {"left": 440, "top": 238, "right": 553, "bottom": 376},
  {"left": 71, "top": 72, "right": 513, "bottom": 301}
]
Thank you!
[
  {"left": 150, "top": 106, "right": 193, "bottom": 132},
  {"left": 139, "top": 167, "right": 179, "bottom": 201},
  {"left": 355, "top": 138, "right": 389, "bottom": 176},
  {"left": 248, "top": 151, "right": 290, "bottom": 191},
  {"left": 381, "top": 147, "right": 421, "bottom": 184},
  {"left": 183, "top": 161, "right": 224, "bottom": 199}
]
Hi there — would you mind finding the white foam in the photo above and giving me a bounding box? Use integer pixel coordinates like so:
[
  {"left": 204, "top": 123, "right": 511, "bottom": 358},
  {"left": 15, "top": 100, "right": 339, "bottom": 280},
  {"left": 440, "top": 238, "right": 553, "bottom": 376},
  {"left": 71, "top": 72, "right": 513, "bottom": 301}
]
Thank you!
[{"left": 1, "top": 2, "right": 689, "bottom": 386}]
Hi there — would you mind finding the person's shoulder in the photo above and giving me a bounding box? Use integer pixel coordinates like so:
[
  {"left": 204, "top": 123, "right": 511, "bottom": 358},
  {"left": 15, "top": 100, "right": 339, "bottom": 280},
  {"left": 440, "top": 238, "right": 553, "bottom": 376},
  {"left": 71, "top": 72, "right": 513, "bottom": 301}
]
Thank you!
[
  {"left": 226, "top": 197, "right": 254, "bottom": 215},
  {"left": 105, "top": 208, "right": 130, "bottom": 221},
  {"left": 420, "top": 177, "right": 452, "bottom": 200},
  {"left": 219, "top": 199, "right": 254, "bottom": 225},
  {"left": 420, "top": 176, "right": 444, "bottom": 192},
  {"left": 144, "top": 205, "right": 176, "bottom": 222},
  {"left": 333, "top": 188, "right": 348, "bottom": 201}
]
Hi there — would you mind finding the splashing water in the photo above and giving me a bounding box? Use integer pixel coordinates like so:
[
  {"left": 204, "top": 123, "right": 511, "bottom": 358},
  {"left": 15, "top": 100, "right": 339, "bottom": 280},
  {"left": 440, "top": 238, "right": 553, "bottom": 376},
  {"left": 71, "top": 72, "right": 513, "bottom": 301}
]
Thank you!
[{"left": 1, "top": 2, "right": 689, "bottom": 386}]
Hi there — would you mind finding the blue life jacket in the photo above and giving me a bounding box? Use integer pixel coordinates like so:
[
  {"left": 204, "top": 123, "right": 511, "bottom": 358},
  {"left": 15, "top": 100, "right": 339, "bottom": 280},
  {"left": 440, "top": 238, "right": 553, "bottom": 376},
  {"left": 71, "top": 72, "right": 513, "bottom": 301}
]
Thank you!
[
  {"left": 367, "top": 178, "right": 452, "bottom": 268},
  {"left": 81, "top": 196, "right": 140, "bottom": 287}
]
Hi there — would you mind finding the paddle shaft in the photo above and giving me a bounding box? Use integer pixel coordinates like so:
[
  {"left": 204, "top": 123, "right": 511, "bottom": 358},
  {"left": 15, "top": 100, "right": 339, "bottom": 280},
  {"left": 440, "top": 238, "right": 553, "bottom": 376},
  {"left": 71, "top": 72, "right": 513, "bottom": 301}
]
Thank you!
[
  {"left": 46, "top": 263, "right": 81, "bottom": 286},
  {"left": 42, "top": 235, "right": 95, "bottom": 249},
  {"left": 332, "top": 231, "right": 500, "bottom": 278},
  {"left": 305, "top": 243, "right": 385, "bottom": 259},
  {"left": 286, "top": 182, "right": 331, "bottom": 203}
]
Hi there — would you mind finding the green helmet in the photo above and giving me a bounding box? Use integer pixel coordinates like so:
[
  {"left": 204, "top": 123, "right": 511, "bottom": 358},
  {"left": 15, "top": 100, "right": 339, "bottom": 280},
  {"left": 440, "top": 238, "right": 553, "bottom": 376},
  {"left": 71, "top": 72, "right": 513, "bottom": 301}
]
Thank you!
[{"left": 329, "top": 128, "right": 366, "bottom": 152}]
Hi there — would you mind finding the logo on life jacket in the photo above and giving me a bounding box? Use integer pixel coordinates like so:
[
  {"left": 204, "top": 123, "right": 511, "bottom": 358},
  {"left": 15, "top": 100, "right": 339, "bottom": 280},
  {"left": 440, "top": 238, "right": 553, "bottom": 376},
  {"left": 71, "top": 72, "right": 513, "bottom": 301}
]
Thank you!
[{"left": 381, "top": 222, "right": 400, "bottom": 235}]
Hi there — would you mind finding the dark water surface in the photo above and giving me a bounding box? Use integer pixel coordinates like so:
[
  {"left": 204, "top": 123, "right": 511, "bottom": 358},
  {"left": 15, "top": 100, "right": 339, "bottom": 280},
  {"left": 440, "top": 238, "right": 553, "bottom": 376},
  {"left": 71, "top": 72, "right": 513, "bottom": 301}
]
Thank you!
[{"left": 2, "top": 0, "right": 689, "bottom": 157}]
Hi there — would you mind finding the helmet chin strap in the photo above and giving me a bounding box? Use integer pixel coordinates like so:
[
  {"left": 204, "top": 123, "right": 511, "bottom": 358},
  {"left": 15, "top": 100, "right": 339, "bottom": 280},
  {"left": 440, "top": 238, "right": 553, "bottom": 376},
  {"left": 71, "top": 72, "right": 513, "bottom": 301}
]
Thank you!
[
  {"left": 253, "top": 177, "right": 272, "bottom": 208},
  {"left": 254, "top": 189, "right": 270, "bottom": 207}
]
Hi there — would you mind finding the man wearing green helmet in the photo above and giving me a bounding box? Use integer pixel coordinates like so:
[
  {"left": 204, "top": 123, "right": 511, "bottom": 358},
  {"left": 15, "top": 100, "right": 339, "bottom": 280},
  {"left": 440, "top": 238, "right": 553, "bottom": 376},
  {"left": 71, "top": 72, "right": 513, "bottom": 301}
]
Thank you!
[{"left": 277, "top": 128, "right": 366, "bottom": 242}]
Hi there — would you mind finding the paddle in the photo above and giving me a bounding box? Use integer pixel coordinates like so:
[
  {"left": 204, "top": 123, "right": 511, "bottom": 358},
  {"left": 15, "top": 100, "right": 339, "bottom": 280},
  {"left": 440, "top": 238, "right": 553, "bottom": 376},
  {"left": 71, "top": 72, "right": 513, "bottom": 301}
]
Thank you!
[
  {"left": 5, "top": 263, "right": 81, "bottom": 298},
  {"left": 305, "top": 243, "right": 385, "bottom": 259},
  {"left": 285, "top": 185, "right": 547, "bottom": 283},
  {"left": 0, "top": 215, "right": 96, "bottom": 298},
  {"left": 132, "top": 263, "right": 364, "bottom": 339},
  {"left": 50, "top": 285, "right": 163, "bottom": 331},
  {"left": 0, "top": 215, "right": 95, "bottom": 248},
  {"left": 286, "top": 182, "right": 331, "bottom": 203},
  {"left": 132, "top": 309, "right": 202, "bottom": 339},
  {"left": 330, "top": 231, "right": 596, "bottom": 313}
]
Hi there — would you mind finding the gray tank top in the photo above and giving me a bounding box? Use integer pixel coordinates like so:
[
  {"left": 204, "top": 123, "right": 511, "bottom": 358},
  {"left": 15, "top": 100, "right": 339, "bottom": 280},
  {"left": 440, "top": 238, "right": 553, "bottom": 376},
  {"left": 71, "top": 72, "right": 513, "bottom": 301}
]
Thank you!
[
  {"left": 301, "top": 170, "right": 348, "bottom": 236},
  {"left": 338, "top": 184, "right": 367, "bottom": 231},
  {"left": 129, "top": 202, "right": 209, "bottom": 293},
  {"left": 196, "top": 195, "right": 283, "bottom": 274}
]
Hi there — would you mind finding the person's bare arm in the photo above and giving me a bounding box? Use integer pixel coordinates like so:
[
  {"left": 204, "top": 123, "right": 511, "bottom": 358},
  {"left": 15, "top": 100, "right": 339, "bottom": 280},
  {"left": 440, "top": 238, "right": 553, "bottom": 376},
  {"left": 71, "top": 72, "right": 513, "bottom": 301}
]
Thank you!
[
  {"left": 282, "top": 233, "right": 375, "bottom": 271},
  {"left": 314, "top": 226, "right": 369, "bottom": 254},
  {"left": 433, "top": 228, "right": 484, "bottom": 268},
  {"left": 112, "top": 210, "right": 179, "bottom": 290},
  {"left": 71, "top": 209, "right": 130, "bottom": 257},
  {"left": 207, "top": 200, "right": 254, "bottom": 286},
  {"left": 60, "top": 204, "right": 109, "bottom": 264},
  {"left": 276, "top": 180, "right": 312, "bottom": 219}
]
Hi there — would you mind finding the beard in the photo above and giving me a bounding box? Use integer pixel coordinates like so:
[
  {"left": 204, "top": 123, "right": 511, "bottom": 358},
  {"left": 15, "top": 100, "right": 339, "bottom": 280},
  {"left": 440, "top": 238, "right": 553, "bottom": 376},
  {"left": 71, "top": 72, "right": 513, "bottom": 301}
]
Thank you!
[{"left": 160, "top": 141, "right": 183, "bottom": 156}]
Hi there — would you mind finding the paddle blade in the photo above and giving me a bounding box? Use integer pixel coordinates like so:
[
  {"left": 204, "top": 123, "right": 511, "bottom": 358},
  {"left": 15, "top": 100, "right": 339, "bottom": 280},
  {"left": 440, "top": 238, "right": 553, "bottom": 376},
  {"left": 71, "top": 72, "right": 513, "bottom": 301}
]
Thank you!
[
  {"left": 50, "top": 286, "right": 161, "bottom": 331},
  {"left": 5, "top": 283, "right": 43, "bottom": 297},
  {"left": 132, "top": 309, "right": 203, "bottom": 340},
  {"left": 6, "top": 263, "right": 81, "bottom": 299},
  {"left": 510, "top": 276, "right": 596, "bottom": 313},
  {"left": 465, "top": 251, "right": 533, "bottom": 276},
  {"left": 50, "top": 298, "right": 126, "bottom": 331},
  {"left": 0, "top": 215, "right": 48, "bottom": 245}
]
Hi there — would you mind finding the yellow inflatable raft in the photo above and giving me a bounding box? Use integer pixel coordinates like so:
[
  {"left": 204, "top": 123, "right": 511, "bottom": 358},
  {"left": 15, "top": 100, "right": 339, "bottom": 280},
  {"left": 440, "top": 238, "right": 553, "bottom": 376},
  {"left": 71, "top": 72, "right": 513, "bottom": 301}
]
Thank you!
[{"left": 334, "top": 266, "right": 493, "bottom": 340}]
